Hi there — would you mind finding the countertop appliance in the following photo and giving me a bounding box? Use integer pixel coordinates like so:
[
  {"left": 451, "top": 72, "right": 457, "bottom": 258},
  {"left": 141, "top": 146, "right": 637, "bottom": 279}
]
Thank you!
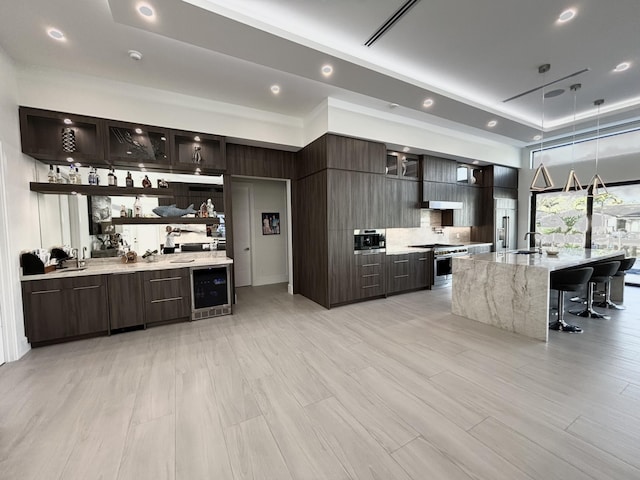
[
  {"left": 190, "top": 264, "right": 232, "bottom": 320},
  {"left": 354, "top": 229, "right": 386, "bottom": 254},
  {"left": 411, "top": 244, "right": 469, "bottom": 287}
]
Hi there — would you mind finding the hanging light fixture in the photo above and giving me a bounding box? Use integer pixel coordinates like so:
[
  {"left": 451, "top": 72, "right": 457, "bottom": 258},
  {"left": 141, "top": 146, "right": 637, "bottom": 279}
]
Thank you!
[
  {"left": 530, "top": 64, "right": 555, "bottom": 191},
  {"left": 563, "top": 83, "right": 583, "bottom": 192},
  {"left": 587, "top": 99, "right": 607, "bottom": 197}
]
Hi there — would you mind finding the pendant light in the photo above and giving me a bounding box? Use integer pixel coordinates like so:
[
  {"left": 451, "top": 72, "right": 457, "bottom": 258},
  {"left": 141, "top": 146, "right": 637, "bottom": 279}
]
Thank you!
[
  {"left": 587, "top": 99, "right": 607, "bottom": 197},
  {"left": 563, "top": 83, "right": 583, "bottom": 192},
  {"left": 530, "top": 64, "right": 555, "bottom": 191}
]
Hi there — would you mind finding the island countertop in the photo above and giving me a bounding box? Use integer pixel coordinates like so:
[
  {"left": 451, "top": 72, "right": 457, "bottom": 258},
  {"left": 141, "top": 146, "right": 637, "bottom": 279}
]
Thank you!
[
  {"left": 465, "top": 248, "right": 625, "bottom": 271},
  {"left": 452, "top": 248, "right": 626, "bottom": 341},
  {"left": 21, "top": 251, "right": 233, "bottom": 281}
]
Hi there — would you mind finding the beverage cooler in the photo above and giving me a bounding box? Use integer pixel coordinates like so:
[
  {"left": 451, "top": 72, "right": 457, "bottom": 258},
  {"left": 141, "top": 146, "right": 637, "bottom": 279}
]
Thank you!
[{"left": 190, "top": 265, "right": 232, "bottom": 320}]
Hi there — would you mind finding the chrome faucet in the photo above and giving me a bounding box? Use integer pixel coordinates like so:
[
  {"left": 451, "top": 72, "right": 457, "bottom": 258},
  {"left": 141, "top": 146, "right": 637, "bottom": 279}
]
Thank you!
[{"left": 524, "top": 232, "right": 542, "bottom": 254}]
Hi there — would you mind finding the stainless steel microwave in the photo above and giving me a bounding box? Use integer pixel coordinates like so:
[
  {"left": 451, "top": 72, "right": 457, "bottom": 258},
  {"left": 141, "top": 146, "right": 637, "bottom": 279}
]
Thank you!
[{"left": 354, "top": 229, "right": 386, "bottom": 254}]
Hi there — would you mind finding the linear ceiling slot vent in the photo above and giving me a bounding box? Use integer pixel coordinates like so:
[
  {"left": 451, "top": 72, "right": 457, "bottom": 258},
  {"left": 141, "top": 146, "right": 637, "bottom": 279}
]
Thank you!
[{"left": 364, "top": 0, "right": 421, "bottom": 47}]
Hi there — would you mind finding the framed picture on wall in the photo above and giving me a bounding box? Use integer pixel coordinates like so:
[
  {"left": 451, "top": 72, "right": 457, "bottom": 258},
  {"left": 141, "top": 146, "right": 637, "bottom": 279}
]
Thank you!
[{"left": 261, "top": 212, "right": 280, "bottom": 235}]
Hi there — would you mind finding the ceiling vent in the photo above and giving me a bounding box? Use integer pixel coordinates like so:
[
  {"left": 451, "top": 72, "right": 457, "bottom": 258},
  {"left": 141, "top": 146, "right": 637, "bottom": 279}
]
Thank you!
[{"left": 364, "top": 0, "right": 421, "bottom": 47}]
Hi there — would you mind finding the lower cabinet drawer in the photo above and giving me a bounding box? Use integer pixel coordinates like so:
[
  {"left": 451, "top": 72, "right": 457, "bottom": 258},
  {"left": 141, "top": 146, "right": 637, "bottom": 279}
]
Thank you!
[{"left": 142, "top": 269, "right": 191, "bottom": 323}]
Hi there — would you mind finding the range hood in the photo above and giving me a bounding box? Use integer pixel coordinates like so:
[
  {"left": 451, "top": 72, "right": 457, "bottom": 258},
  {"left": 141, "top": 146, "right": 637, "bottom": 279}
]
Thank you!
[{"left": 423, "top": 200, "right": 463, "bottom": 210}]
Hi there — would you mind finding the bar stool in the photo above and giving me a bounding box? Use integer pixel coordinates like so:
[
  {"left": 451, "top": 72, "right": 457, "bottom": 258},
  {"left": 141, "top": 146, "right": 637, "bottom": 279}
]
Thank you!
[
  {"left": 594, "top": 257, "right": 636, "bottom": 310},
  {"left": 549, "top": 267, "right": 593, "bottom": 333},
  {"left": 570, "top": 261, "right": 620, "bottom": 320}
]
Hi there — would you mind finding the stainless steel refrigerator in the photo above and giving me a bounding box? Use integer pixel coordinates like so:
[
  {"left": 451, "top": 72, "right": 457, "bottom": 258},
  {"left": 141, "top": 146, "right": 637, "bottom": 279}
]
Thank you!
[{"left": 494, "top": 198, "right": 517, "bottom": 251}]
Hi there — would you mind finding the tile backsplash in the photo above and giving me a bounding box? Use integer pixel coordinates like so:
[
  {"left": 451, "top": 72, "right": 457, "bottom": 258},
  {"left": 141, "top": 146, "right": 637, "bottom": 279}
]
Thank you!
[{"left": 386, "top": 210, "right": 471, "bottom": 247}]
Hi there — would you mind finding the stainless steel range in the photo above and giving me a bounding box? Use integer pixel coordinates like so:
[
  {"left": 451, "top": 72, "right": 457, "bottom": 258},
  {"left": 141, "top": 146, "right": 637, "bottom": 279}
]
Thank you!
[{"left": 411, "top": 244, "right": 468, "bottom": 287}]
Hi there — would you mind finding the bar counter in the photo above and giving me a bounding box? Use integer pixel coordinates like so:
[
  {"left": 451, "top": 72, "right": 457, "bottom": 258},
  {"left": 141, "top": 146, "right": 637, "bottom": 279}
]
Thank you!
[{"left": 452, "top": 248, "right": 625, "bottom": 342}]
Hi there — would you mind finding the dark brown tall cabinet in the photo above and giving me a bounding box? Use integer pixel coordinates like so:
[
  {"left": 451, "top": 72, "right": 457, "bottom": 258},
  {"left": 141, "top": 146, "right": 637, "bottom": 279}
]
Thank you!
[{"left": 294, "top": 134, "right": 387, "bottom": 308}]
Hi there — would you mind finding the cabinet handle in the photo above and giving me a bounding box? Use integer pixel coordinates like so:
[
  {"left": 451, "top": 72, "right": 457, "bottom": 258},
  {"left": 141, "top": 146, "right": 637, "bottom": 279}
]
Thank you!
[
  {"left": 362, "top": 284, "right": 380, "bottom": 289},
  {"left": 73, "top": 285, "right": 101, "bottom": 291},
  {"left": 150, "top": 277, "right": 182, "bottom": 283},
  {"left": 151, "top": 296, "right": 183, "bottom": 304},
  {"left": 393, "top": 259, "right": 408, "bottom": 264},
  {"left": 31, "top": 289, "right": 61, "bottom": 295},
  {"left": 418, "top": 257, "right": 427, "bottom": 261},
  {"left": 394, "top": 274, "right": 409, "bottom": 279},
  {"left": 361, "top": 263, "right": 380, "bottom": 267},
  {"left": 362, "top": 273, "right": 380, "bottom": 278}
]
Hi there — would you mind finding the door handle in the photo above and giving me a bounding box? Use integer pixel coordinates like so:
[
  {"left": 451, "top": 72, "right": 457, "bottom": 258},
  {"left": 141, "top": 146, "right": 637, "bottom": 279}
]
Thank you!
[{"left": 244, "top": 247, "right": 250, "bottom": 251}]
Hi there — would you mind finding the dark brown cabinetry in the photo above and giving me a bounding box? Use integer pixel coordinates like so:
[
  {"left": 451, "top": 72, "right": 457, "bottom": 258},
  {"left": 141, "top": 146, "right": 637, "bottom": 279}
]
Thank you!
[
  {"left": 386, "top": 152, "right": 419, "bottom": 179},
  {"left": 386, "top": 178, "right": 420, "bottom": 228},
  {"left": 327, "top": 135, "right": 386, "bottom": 174},
  {"left": 19, "top": 107, "right": 106, "bottom": 165},
  {"left": 328, "top": 170, "right": 385, "bottom": 230},
  {"left": 386, "top": 252, "right": 431, "bottom": 295},
  {"left": 106, "top": 120, "right": 171, "bottom": 169},
  {"left": 108, "top": 273, "right": 145, "bottom": 329},
  {"left": 422, "top": 156, "right": 457, "bottom": 183},
  {"left": 22, "top": 275, "right": 108, "bottom": 346},
  {"left": 227, "top": 144, "right": 294, "bottom": 179},
  {"left": 170, "top": 129, "right": 226, "bottom": 173},
  {"left": 142, "top": 268, "right": 191, "bottom": 324},
  {"left": 356, "top": 253, "right": 386, "bottom": 299}
]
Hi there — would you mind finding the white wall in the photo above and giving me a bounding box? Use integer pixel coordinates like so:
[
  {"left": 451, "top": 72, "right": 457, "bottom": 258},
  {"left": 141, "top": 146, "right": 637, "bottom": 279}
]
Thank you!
[
  {"left": 0, "top": 47, "right": 40, "bottom": 361},
  {"left": 235, "top": 178, "right": 289, "bottom": 286}
]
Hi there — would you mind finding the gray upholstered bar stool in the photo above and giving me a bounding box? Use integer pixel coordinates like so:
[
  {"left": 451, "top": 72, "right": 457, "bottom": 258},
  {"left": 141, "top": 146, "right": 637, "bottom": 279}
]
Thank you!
[
  {"left": 570, "top": 261, "right": 620, "bottom": 320},
  {"left": 549, "top": 267, "right": 593, "bottom": 333},
  {"left": 594, "top": 257, "right": 636, "bottom": 310}
]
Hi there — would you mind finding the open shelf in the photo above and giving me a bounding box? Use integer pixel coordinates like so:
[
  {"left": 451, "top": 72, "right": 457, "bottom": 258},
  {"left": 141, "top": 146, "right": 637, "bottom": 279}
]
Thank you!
[
  {"left": 30, "top": 182, "right": 175, "bottom": 198},
  {"left": 111, "top": 217, "right": 219, "bottom": 225}
]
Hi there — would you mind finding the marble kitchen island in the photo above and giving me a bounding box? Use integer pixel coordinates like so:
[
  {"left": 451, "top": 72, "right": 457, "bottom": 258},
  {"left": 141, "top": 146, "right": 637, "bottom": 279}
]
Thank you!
[{"left": 452, "top": 248, "right": 625, "bottom": 342}]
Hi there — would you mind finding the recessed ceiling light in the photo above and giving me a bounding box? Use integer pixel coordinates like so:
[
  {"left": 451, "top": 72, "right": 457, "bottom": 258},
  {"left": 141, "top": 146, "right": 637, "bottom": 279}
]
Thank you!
[
  {"left": 270, "top": 85, "right": 281, "bottom": 94},
  {"left": 402, "top": 146, "right": 410, "bottom": 152},
  {"left": 134, "top": 128, "right": 143, "bottom": 134},
  {"left": 63, "top": 118, "right": 72, "bottom": 124},
  {"left": 194, "top": 136, "right": 201, "bottom": 142},
  {"left": 75, "top": 163, "right": 82, "bottom": 167},
  {"left": 138, "top": 163, "right": 145, "bottom": 168},
  {"left": 544, "top": 88, "right": 565, "bottom": 98},
  {"left": 533, "top": 134, "right": 542, "bottom": 141},
  {"left": 558, "top": 9, "right": 576, "bottom": 23},
  {"left": 423, "top": 98, "right": 434, "bottom": 108},
  {"left": 487, "top": 120, "right": 498, "bottom": 128},
  {"left": 321, "top": 64, "right": 333, "bottom": 77},
  {"left": 389, "top": 103, "right": 399, "bottom": 109},
  {"left": 66, "top": 157, "right": 73, "bottom": 162},
  {"left": 47, "top": 28, "right": 65, "bottom": 41},
  {"left": 472, "top": 160, "right": 480, "bottom": 165},
  {"left": 137, "top": 4, "right": 155, "bottom": 18},
  {"left": 128, "top": 50, "right": 143, "bottom": 61},
  {"left": 160, "top": 136, "right": 166, "bottom": 141},
  {"left": 614, "top": 62, "right": 630, "bottom": 72}
]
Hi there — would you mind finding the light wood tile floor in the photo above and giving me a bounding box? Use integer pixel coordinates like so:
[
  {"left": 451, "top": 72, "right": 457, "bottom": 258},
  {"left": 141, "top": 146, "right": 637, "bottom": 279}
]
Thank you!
[{"left": 1, "top": 284, "right": 640, "bottom": 480}]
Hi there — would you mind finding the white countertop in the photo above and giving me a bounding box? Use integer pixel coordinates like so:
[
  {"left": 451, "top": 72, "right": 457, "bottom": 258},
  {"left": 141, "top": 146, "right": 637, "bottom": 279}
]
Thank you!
[
  {"left": 386, "top": 242, "right": 492, "bottom": 256},
  {"left": 21, "top": 252, "right": 233, "bottom": 281},
  {"left": 459, "top": 248, "right": 625, "bottom": 271}
]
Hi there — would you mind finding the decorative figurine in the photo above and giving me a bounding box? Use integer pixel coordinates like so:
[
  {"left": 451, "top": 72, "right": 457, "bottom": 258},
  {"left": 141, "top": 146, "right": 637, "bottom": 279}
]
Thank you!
[
  {"left": 61, "top": 127, "right": 76, "bottom": 153},
  {"left": 142, "top": 175, "right": 152, "bottom": 188},
  {"left": 199, "top": 202, "right": 208, "bottom": 218},
  {"left": 157, "top": 178, "right": 169, "bottom": 188},
  {"left": 192, "top": 145, "right": 202, "bottom": 164},
  {"left": 206, "top": 198, "right": 215, "bottom": 218}
]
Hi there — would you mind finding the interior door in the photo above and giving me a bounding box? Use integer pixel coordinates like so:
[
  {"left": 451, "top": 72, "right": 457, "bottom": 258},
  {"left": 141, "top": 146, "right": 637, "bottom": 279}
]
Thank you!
[{"left": 232, "top": 182, "right": 252, "bottom": 287}]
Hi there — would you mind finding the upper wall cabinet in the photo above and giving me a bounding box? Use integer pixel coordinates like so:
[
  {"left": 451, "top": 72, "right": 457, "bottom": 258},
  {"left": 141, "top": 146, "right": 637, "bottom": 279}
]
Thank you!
[
  {"left": 422, "top": 156, "right": 457, "bottom": 183},
  {"left": 326, "top": 135, "right": 386, "bottom": 174},
  {"left": 105, "top": 120, "right": 171, "bottom": 169},
  {"left": 170, "top": 129, "right": 226, "bottom": 174},
  {"left": 19, "top": 107, "right": 106, "bottom": 165},
  {"left": 386, "top": 152, "right": 419, "bottom": 179}
]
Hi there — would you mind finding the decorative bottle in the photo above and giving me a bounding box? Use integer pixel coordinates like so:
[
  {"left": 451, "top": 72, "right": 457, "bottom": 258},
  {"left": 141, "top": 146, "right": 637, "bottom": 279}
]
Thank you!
[
  {"left": 133, "top": 196, "right": 142, "bottom": 217},
  {"left": 95, "top": 168, "right": 101, "bottom": 186},
  {"left": 142, "top": 175, "right": 152, "bottom": 188},
  {"left": 74, "top": 167, "right": 81, "bottom": 184},
  {"left": 120, "top": 204, "right": 127, "bottom": 217},
  {"left": 108, "top": 168, "right": 116, "bottom": 186},
  {"left": 88, "top": 167, "right": 96, "bottom": 185},
  {"left": 47, "top": 165, "right": 56, "bottom": 183},
  {"left": 68, "top": 165, "right": 76, "bottom": 184},
  {"left": 125, "top": 171, "right": 133, "bottom": 188},
  {"left": 55, "top": 167, "right": 63, "bottom": 184}
]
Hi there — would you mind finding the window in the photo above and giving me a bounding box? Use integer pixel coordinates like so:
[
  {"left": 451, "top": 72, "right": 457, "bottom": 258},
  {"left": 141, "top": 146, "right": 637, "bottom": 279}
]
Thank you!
[{"left": 534, "top": 190, "right": 587, "bottom": 249}]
